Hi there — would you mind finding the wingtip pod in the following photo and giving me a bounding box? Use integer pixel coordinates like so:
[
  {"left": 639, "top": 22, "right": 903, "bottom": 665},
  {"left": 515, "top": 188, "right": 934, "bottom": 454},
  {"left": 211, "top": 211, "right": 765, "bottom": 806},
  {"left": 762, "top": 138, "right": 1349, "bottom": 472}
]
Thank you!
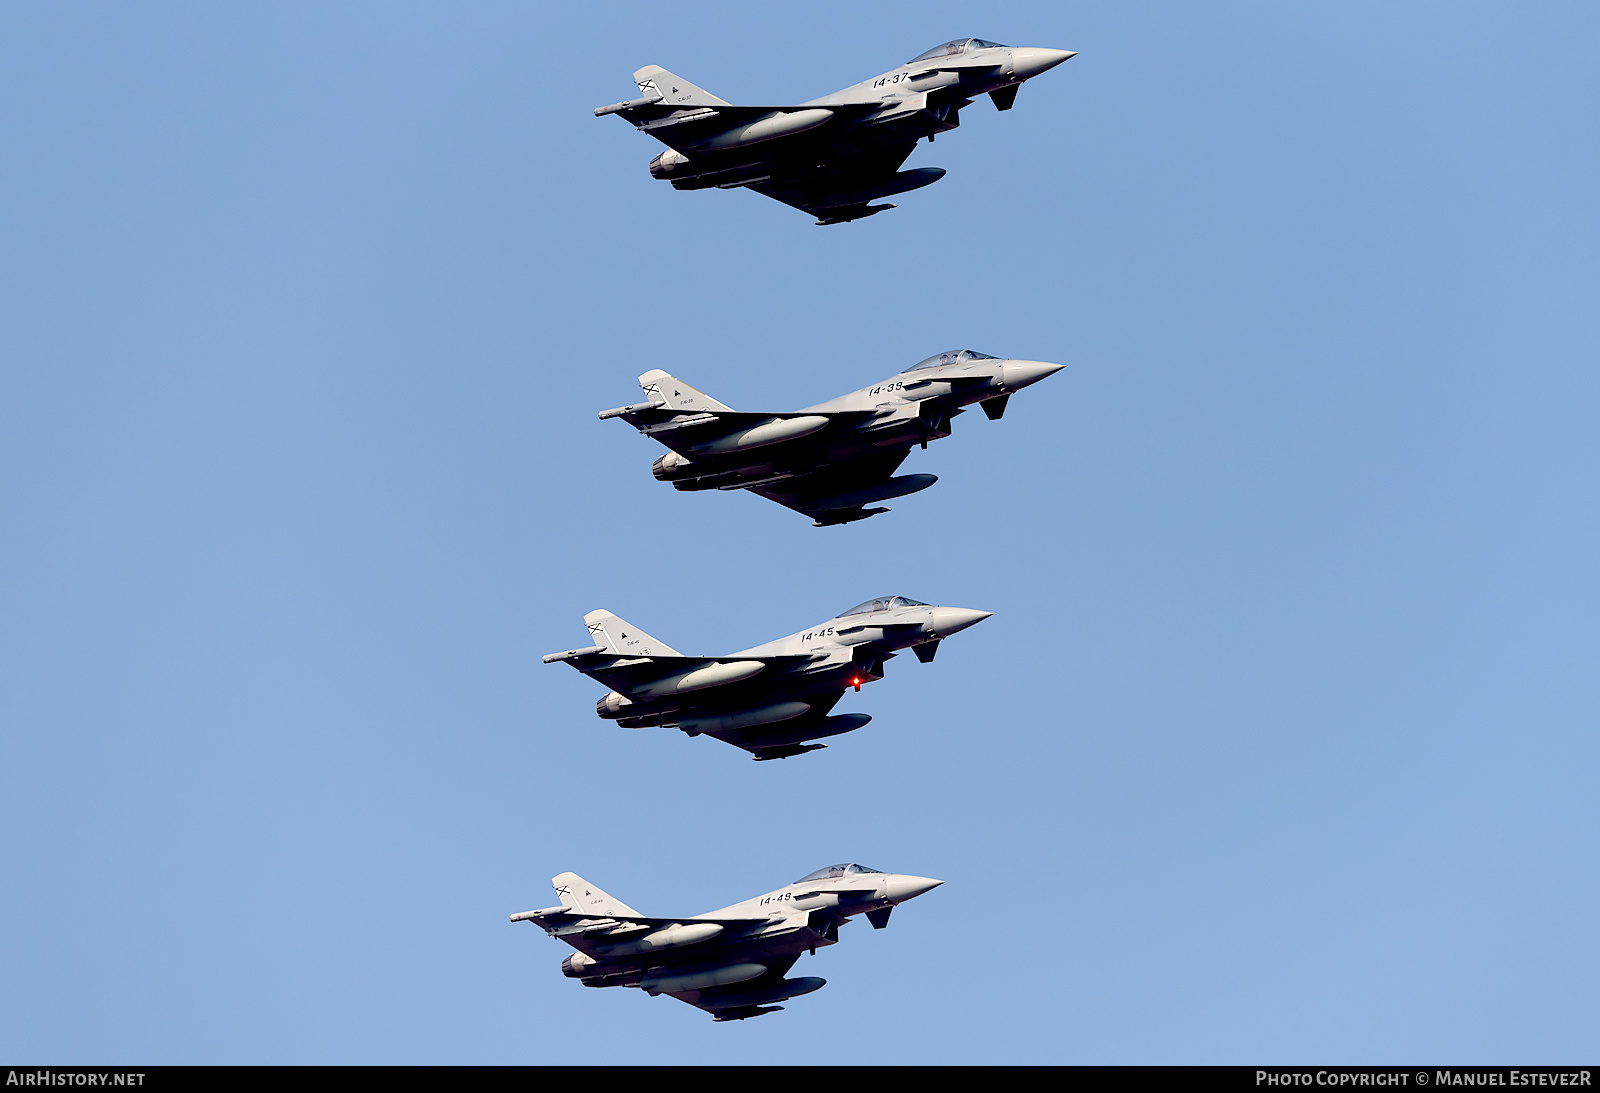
[
  {"left": 815, "top": 203, "right": 896, "bottom": 227},
  {"left": 542, "top": 644, "right": 607, "bottom": 664},
  {"left": 751, "top": 742, "right": 828, "bottom": 761},
  {"left": 598, "top": 398, "right": 664, "bottom": 420},
  {"left": 812, "top": 506, "right": 891, "bottom": 527},
  {"left": 594, "top": 92, "right": 662, "bottom": 117}
]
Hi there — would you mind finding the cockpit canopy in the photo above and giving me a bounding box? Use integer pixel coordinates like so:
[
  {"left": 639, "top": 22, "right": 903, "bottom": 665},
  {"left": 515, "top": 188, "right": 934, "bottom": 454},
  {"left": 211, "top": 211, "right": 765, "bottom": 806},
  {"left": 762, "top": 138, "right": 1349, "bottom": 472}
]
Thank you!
[
  {"left": 901, "top": 349, "right": 999, "bottom": 374},
  {"left": 794, "top": 863, "right": 885, "bottom": 884},
  {"left": 837, "top": 595, "right": 929, "bottom": 617},
  {"left": 908, "top": 39, "right": 1007, "bottom": 64}
]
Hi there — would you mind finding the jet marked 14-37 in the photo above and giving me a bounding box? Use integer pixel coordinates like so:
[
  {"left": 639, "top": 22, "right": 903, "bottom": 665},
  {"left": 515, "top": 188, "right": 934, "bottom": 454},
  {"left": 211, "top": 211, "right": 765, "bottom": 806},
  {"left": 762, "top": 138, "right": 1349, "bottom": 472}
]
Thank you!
[{"left": 594, "top": 38, "right": 1077, "bottom": 224}]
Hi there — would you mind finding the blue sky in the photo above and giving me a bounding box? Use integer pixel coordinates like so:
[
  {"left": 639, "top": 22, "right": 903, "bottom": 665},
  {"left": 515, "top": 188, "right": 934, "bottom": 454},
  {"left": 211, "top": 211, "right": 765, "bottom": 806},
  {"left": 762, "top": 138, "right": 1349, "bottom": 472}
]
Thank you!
[{"left": 2, "top": 1, "right": 1597, "bottom": 1064}]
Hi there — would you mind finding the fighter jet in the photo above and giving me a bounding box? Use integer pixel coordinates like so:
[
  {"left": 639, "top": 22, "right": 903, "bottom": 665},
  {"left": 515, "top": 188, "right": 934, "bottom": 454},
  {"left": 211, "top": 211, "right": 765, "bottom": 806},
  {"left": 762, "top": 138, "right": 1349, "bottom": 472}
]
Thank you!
[
  {"left": 594, "top": 38, "right": 1076, "bottom": 224},
  {"left": 598, "top": 349, "right": 1065, "bottom": 526},
  {"left": 543, "top": 596, "right": 992, "bottom": 760},
  {"left": 511, "top": 863, "right": 942, "bottom": 1021}
]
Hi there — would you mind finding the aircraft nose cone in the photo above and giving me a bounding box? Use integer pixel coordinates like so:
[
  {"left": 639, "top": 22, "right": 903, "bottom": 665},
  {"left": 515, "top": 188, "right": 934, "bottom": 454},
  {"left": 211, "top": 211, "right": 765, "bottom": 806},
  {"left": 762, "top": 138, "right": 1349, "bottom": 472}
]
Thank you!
[
  {"left": 1001, "top": 360, "right": 1066, "bottom": 391},
  {"left": 930, "top": 607, "right": 994, "bottom": 638},
  {"left": 1010, "top": 47, "right": 1077, "bottom": 80},
  {"left": 884, "top": 875, "right": 943, "bottom": 903}
]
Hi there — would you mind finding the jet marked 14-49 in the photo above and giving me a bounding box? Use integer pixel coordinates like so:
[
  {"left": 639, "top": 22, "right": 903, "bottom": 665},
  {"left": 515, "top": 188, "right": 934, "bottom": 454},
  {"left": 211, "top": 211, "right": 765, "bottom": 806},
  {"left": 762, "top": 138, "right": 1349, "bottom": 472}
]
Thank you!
[{"left": 599, "top": 349, "right": 1066, "bottom": 526}]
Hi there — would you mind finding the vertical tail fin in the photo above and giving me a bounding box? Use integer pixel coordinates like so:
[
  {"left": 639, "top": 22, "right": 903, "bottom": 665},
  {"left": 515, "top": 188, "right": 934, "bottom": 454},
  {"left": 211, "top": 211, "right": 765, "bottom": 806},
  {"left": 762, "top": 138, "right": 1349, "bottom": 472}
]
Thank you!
[
  {"left": 638, "top": 369, "right": 733, "bottom": 412},
  {"left": 633, "top": 65, "right": 731, "bottom": 108},
  {"left": 584, "top": 609, "right": 684, "bottom": 657},
  {"left": 552, "top": 872, "right": 644, "bottom": 917}
]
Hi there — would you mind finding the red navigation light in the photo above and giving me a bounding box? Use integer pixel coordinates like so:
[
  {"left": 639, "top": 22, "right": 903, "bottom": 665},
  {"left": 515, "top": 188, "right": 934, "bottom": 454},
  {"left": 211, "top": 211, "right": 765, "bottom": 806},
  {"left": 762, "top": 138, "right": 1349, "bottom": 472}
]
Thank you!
[{"left": 851, "top": 677, "right": 863, "bottom": 691}]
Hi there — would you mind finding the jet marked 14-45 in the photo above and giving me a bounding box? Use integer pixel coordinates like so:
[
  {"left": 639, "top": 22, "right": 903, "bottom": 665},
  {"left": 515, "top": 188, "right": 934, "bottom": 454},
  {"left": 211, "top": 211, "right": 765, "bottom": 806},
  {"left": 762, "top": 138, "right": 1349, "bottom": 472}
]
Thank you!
[{"left": 543, "top": 596, "right": 992, "bottom": 760}]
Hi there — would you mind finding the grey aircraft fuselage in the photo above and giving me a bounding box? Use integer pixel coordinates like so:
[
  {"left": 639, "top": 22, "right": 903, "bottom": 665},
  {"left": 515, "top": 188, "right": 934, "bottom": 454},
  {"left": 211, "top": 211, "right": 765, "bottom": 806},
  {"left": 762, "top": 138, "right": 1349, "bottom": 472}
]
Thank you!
[
  {"left": 542, "top": 596, "right": 991, "bottom": 760},
  {"left": 511, "top": 863, "right": 942, "bottom": 1021},
  {"left": 600, "top": 350, "right": 1065, "bottom": 526},
  {"left": 594, "top": 38, "right": 1077, "bottom": 223}
]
